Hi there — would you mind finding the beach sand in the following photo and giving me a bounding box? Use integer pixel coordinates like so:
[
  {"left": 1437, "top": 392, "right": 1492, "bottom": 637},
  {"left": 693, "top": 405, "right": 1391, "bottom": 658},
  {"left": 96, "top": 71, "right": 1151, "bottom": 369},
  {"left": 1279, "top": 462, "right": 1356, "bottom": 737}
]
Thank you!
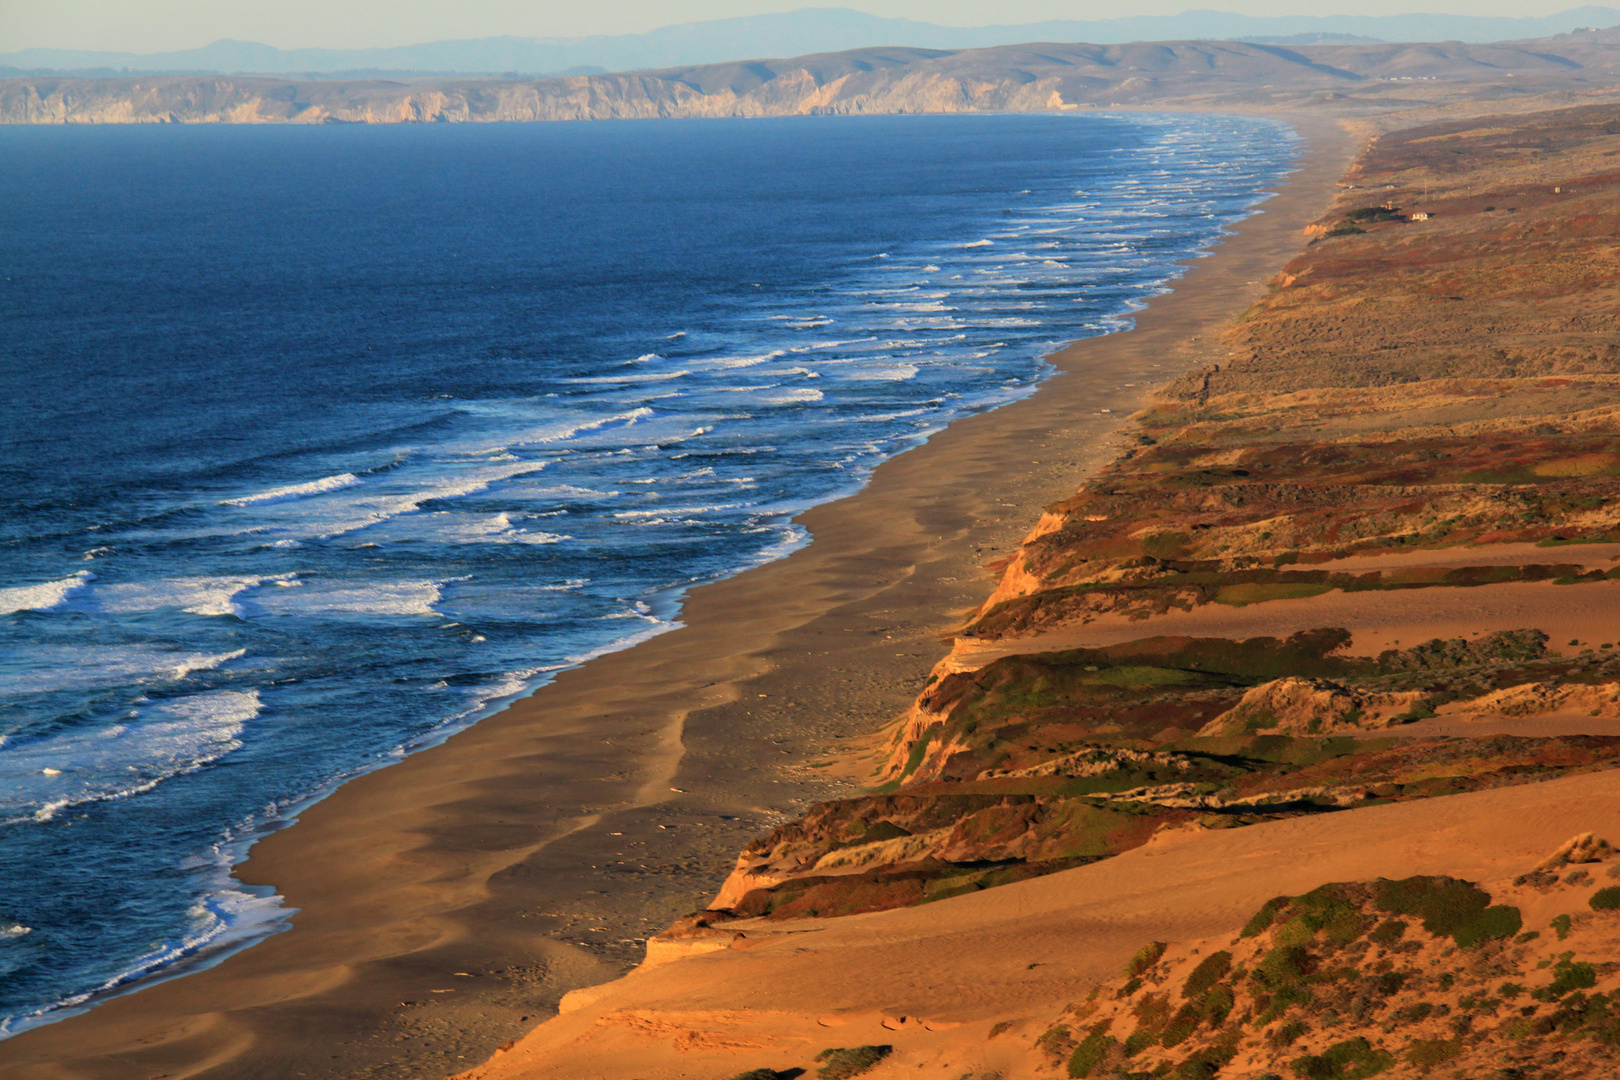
[{"left": 0, "top": 114, "right": 1356, "bottom": 1080}]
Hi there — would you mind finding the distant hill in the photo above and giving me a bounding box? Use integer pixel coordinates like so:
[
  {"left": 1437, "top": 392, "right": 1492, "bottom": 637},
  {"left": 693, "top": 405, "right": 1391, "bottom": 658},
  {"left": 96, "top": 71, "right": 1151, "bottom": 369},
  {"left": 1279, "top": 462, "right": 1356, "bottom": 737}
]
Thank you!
[
  {"left": 4, "top": 6, "right": 1620, "bottom": 77},
  {"left": 10, "top": 31, "right": 1620, "bottom": 125}
]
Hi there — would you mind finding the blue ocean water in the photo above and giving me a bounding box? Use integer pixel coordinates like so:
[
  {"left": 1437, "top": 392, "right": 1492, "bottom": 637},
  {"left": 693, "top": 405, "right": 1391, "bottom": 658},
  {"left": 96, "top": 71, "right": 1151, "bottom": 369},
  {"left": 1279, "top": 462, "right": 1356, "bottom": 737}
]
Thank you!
[{"left": 0, "top": 112, "right": 1297, "bottom": 1033}]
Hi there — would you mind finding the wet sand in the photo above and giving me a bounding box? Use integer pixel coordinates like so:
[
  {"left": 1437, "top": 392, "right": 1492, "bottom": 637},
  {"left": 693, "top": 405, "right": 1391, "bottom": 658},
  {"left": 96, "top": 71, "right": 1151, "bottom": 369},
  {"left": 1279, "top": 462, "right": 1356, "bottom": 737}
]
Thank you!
[{"left": 0, "top": 114, "right": 1356, "bottom": 1080}]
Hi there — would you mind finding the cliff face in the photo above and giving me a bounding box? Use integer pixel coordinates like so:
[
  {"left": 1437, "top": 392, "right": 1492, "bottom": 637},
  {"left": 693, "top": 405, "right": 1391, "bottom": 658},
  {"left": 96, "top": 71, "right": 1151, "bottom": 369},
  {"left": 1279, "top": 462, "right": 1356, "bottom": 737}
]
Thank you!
[
  {"left": 700, "top": 100, "right": 1620, "bottom": 925},
  {"left": 9, "top": 34, "right": 1620, "bottom": 124}
]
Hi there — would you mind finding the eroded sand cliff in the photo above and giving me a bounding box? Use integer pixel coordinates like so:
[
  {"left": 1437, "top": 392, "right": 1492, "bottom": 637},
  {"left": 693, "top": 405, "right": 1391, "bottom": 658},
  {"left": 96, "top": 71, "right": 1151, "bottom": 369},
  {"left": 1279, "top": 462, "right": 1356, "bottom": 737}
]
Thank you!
[{"left": 451, "top": 100, "right": 1620, "bottom": 1080}]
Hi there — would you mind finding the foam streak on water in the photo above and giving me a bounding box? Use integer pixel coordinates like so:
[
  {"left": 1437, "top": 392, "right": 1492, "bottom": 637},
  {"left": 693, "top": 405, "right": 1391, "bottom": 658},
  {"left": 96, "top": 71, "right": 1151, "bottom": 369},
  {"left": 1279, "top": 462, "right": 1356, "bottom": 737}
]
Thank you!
[{"left": 0, "top": 112, "right": 1298, "bottom": 1033}]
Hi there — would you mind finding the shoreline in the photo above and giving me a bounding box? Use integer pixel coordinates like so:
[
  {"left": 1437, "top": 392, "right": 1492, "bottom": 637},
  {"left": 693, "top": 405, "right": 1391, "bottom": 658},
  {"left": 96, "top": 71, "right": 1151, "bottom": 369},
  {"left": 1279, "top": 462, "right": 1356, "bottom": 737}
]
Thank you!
[{"left": 0, "top": 112, "right": 1357, "bottom": 1080}]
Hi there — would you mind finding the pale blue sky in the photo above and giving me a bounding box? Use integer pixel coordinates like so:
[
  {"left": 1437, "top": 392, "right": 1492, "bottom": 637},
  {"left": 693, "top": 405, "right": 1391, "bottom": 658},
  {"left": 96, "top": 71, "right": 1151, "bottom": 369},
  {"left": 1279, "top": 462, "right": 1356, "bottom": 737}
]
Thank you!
[{"left": 0, "top": 0, "right": 1591, "bottom": 53}]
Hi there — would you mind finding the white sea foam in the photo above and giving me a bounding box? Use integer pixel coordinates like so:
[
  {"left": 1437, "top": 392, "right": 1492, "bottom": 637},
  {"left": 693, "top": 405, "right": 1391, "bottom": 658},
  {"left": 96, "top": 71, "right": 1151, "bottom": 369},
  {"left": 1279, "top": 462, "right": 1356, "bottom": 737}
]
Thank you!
[
  {"left": 250, "top": 460, "right": 554, "bottom": 542},
  {"left": 95, "top": 575, "right": 296, "bottom": 618},
  {"left": 819, "top": 406, "right": 932, "bottom": 425},
  {"left": 563, "top": 370, "right": 690, "bottom": 384},
  {"left": 0, "top": 875, "right": 284, "bottom": 1037},
  {"left": 221, "top": 473, "right": 359, "bottom": 507},
  {"left": 756, "top": 387, "right": 825, "bottom": 404},
  {"left": 449, "top": 406, "right": 655, "bottom": 456},
  {"left": 6, "top": 646, "right": 247, "bottom": 695},
  {"left": 0, "top": 571, "right": 95, "bottom": 615},
  {"left": 962, "top": 239, "right": 995, "bottom": 248},
  {"left": 856, "top": 363, "right": 920, "bottom": 382},
  {"left": 429, "top": 512, "right": 570, "bottom": 545},
  {"left": 418, "top": 667, "right": 544, "bottom": 732},
  {"left": 510, "top": 483, "right": 621, "bottom": 502},
  {"left": 252, "top": 579, "right": 449, "bottom": 618},
  {"left": 563, "top": 617, "right": 675, "bottom": 664},
  {"left": 686, "top": 351, "right": 787, "bottom": 372},
  {"left": 0, "top": 690, "right": 260, "bottom": 823},
  {"left": 510, "top": 409, "right": 659, "bottom": 447}
]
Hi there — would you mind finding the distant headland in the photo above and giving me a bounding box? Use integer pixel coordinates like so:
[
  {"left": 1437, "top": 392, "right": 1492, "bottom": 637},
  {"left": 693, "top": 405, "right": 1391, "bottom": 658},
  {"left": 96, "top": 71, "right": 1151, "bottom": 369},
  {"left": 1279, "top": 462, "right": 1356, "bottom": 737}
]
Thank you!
[{"left": 7, "top": 27, "right": 1620, "bottom": 125}]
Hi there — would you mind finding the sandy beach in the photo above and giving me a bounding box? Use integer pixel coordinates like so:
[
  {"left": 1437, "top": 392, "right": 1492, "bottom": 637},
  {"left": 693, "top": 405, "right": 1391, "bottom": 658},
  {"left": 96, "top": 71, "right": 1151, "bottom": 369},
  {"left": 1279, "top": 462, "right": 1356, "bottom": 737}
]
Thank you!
[{"left": 0, "top": 114, "right": 1355, "bottom": 1080}]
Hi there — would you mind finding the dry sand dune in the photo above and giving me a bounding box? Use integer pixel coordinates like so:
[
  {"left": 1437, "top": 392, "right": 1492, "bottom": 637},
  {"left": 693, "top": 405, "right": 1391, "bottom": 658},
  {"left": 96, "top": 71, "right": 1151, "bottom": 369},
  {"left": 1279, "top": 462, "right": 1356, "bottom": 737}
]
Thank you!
[
  {"left": 457, "top": 768, "right": 1620, "bottom": 1080},
  {"left": 944, "top": 578, "right": 1620, "bottom": 674}
]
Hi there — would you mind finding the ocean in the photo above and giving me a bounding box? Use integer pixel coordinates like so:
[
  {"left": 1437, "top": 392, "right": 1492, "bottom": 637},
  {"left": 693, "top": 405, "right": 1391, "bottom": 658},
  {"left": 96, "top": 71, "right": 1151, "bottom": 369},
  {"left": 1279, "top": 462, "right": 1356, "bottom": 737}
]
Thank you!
[{"left": 0, "top": 111, "right": 1297, "bottom": 1034}]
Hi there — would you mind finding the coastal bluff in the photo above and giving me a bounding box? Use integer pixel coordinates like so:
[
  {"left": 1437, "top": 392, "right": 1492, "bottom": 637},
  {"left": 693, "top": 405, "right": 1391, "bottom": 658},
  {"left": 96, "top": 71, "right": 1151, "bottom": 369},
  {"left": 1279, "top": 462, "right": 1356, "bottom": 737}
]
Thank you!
[
  {"left": 449, "top": 100, "right": 1620, "bottom": 1080},
  {"left": 10, "top": 31, "right": 1620, "bottom": 124}
]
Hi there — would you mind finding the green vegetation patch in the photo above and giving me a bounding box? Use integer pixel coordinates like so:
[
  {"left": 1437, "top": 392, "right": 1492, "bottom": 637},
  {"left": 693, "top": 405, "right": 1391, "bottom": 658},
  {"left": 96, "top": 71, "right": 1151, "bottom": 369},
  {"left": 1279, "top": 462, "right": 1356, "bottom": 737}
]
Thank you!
[
  {"left": 1068, "top": 1023, "right": 1116, "bottom": 1078},
  {"left": 1590, "top": 886, "right": 1620, "bottom": 911},
  {"left": 1126, "top": 940, "right": 1169, "bottom": 978},
  {"left": 1374, "top": 627, "right": 1549, "bottom": 672},
  {"left": 815, "top": 1045, "right": 892, "bottom": 1080},
  {"left": 1346, "top": 206, "right": 1403, "bottom": 223},
  {"left": 1243, "top": 896, "right": 1293, "bottom": 938},
  {"left": 924, "top": 629, "right": 1362, "bottom": 732},
  {"left": 1373, "top": 875, "right": 1521, "bottom": 947},
  {"left": 1403, "top": 1039, "right": 1462, "bottom": 1067},
  {"left": 1215, "top": 582, "right": 1336, "bottom": 607},
  {"left": 1182, "top": 951, "right": 1233, "bottom": 999},
  {"left": 1535, "top": 956, "right": 1598, "bottom": 1000},
  {"left": 1289, "top": 1036, "right": 1393, "bottom": 1079},
  {"left": 1285, "top": 883, "right": 1378, "bottom": 944},
  {"left": 1368, "top": 919, "right": 1407, "bottom": 945},
  {"left": 1081, "top": 665, "right": 1214, "bottom": 687}
]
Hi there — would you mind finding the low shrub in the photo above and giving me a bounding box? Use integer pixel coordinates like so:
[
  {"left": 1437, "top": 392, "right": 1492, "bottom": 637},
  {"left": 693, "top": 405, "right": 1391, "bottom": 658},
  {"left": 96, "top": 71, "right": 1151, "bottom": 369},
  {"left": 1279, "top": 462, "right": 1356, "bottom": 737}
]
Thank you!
[
  {"left": 1269, "top": 1019, "right": 1309, "bottom": 1048},
  {"left": 1291, "top": 884, "right": 1374, "bottom": 943},
  {"left": 1404, "top": 1039, "right": 1462, "bottom": 1067},
  {"left": 1368, "top": 919, "right": 1406, "bottom": 945},
  {"left": 1590, "top": 886, "right": 1620, "bottom": 911},
  {"left": 1373, "top": 876, "right": 1520, "bottom": 947},
  {"left": 1243, "top": 896, "right": 1293, "bottom": 938},
  {"left": 1161, "top": 1002, "right": 1202, "bottom": 1048},
  {"left": 1289, "top": 1036, "right": 1394, "bottom": 1079},
  {"left": 815, "top": 1045, "right": 892, "bottom": 1080},
  {"left": 1541, "top": 958, "right": 1597, "bottom": 999},
  {"left": 1068, "top": 1025, "right": 1117, "bottom": 1078},
  {"left": 1126, "top": 940, "right": 1168, "bottom": 977},
  {"left": 1182, "top": 952, "right": 1233, "bottom": 999}
]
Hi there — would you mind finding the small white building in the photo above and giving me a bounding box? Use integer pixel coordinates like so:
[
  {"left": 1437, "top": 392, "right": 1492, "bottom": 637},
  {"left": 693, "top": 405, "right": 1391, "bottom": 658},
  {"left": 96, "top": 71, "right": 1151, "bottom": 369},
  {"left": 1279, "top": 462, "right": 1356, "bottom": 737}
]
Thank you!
[{"left": 1410, "top": 211, "right": 1430, "bottom": 221}]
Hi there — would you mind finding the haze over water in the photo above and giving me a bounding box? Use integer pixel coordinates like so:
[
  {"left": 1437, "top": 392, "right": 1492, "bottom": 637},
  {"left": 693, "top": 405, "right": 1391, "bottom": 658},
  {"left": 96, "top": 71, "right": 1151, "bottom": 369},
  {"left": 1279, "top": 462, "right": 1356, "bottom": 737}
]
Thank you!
[{"left": 0, "top": 112, "right": 1297, "bottom": 1033}]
